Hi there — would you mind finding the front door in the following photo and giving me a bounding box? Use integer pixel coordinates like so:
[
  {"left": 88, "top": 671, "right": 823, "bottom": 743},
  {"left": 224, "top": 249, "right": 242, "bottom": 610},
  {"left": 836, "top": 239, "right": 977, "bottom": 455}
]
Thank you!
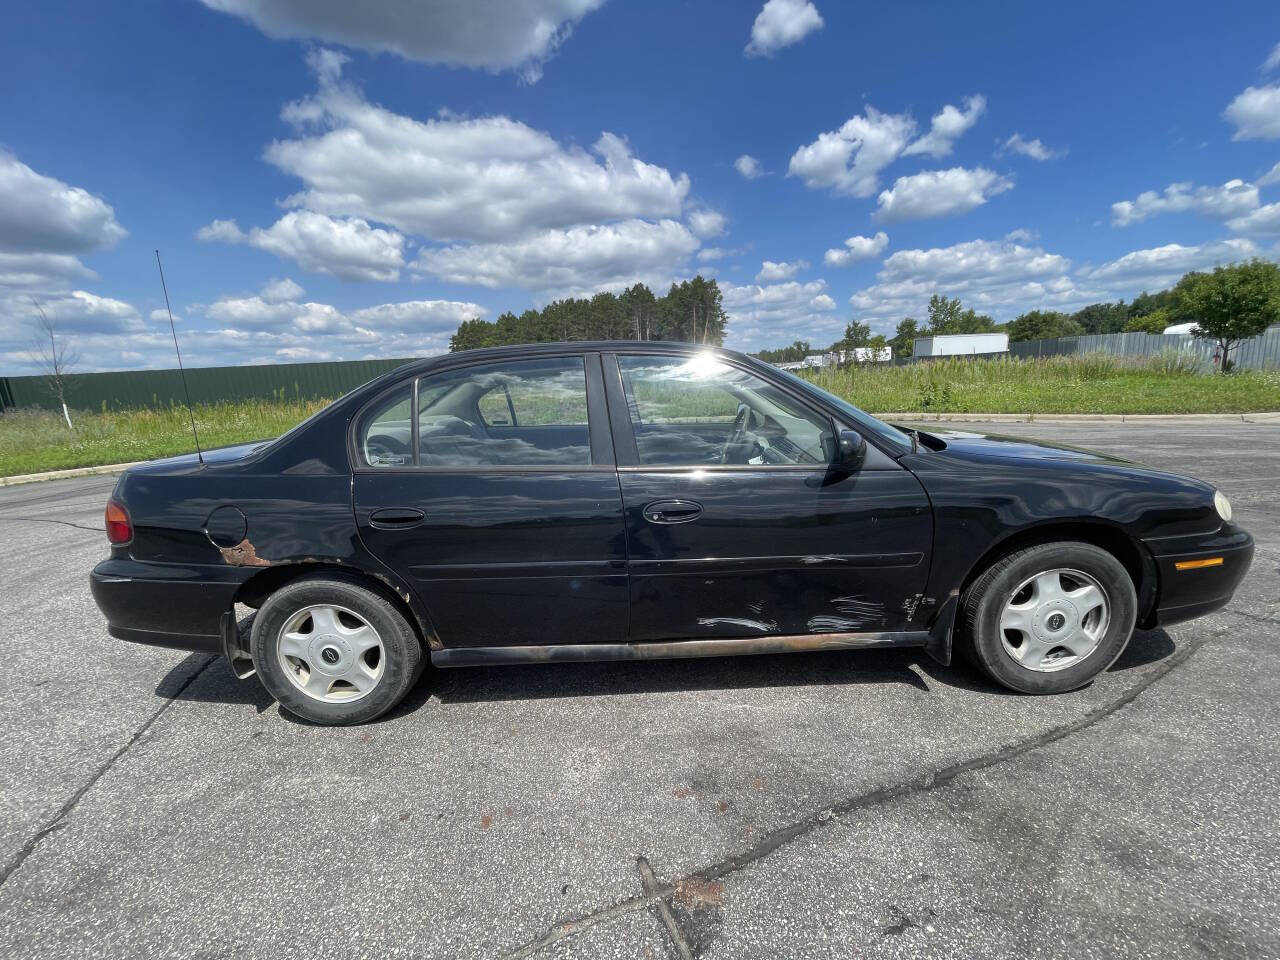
[
  {"left": 605, "top": 352, "right": 932, "bottom": 641},
  {"left": 353, "top": 353, "right": 627, "bottom": 648}
]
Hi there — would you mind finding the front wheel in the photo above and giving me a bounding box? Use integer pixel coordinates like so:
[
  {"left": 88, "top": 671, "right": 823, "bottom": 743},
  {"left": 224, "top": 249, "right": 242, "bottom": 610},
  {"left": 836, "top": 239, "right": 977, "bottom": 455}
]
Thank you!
[
  {"left": 959, "top": 541, "right": 1137, "bottom": 694},
  {"left": 251, "top": 574, "right": 423, "bottom": 724}
]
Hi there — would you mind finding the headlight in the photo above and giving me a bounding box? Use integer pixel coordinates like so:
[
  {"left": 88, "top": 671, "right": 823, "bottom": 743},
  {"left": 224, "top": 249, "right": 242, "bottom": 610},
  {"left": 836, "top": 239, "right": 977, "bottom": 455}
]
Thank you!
[{"left": 1214, "top": 490, "right": 1233, "bottom": 522}]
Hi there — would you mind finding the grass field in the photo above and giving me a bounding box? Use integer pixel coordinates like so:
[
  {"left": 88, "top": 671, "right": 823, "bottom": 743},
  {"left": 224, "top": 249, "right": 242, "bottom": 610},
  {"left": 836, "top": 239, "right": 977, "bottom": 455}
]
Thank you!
[
  {"left": 0, "top": 397, "right": 330, "bottom": 478},
  {"left": 804, "top": 353, "right": 1280, "bottom": 416},
  {"left": 2, "top": 353, "right": 1278, "bottom": 477}
]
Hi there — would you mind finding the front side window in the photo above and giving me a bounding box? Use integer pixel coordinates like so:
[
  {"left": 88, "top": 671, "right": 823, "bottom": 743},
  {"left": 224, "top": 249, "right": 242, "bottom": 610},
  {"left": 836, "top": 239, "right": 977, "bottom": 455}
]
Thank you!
[
  {"left": 618, "top": 354, "right": 834, "bottom": 466},
  {"left": 416, "top": 357, "right": 591, "bottom": 467}
]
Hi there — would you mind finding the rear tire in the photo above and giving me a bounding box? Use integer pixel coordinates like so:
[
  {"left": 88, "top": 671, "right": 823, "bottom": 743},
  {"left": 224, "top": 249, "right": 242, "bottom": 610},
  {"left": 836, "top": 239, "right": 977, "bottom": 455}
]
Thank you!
[
  {"left": 251, "top": 574, "right": 423, "bottom": 725},
  {"left": 959, "top": 541, "right": 1137, "bottom": 694}
]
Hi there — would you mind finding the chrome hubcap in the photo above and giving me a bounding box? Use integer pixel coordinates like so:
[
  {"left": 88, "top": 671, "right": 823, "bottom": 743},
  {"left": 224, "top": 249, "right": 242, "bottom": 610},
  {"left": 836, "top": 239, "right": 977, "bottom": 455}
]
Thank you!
[
  {"left": 999, "top": 568, "right": 1110, "bottom": 672},
  {"left": 276, "top": 604, "right": 385, "bottom": 703}
]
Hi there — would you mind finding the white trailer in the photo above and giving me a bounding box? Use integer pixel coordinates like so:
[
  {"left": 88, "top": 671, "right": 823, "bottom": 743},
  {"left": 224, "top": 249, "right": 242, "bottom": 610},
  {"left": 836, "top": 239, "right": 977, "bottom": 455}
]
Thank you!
[{"left": 912, "top": 333, "right": 1009, "bottom": 357}]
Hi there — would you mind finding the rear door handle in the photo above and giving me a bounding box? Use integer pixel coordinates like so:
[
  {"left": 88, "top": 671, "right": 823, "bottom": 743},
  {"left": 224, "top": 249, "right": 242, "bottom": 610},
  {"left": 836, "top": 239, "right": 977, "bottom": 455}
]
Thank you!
[
  {"left": 369, "top": 507, "right": 426, "bottom": 529},
  {"left": 642, "top": 499, "right": 703, "bottom": 524}
]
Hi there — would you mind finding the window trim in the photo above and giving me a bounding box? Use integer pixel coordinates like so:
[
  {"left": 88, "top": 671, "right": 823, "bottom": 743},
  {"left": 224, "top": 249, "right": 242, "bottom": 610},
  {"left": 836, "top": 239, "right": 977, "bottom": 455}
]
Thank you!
[
  {"left": 602, "top": 351, "right": 839, "bottom": 470},
  {"left": 350, "top": 350, "right": 614, "bottom": 474}
]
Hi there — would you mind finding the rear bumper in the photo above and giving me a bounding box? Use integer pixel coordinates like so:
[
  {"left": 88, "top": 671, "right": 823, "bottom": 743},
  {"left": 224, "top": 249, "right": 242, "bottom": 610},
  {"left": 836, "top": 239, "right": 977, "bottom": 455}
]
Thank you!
[
  {"left": 90, "top": 557, "right": 244, "bottom": 653},
  {"left": 1145, "top": 525, "right": 1254, "bottom": 628}
]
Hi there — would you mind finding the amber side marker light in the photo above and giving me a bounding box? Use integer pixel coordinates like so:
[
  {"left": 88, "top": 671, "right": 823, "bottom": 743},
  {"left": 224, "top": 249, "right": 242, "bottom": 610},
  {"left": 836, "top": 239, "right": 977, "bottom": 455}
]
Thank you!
[
  {"left": 105, "top": 500, "right": 132, "bottom": 545},
  {"left": 1175, "top": 557, "right": 1224, "bottom": 571}
]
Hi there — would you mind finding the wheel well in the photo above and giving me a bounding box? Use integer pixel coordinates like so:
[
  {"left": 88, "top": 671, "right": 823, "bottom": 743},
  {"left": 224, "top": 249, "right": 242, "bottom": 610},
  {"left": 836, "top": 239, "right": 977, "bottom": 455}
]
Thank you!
[
  {"left": 233, "top": 562, "right": 433, "bottom": 647},
  {"left": 959, "top": 521, "right": 1157, "bottom": 623}
]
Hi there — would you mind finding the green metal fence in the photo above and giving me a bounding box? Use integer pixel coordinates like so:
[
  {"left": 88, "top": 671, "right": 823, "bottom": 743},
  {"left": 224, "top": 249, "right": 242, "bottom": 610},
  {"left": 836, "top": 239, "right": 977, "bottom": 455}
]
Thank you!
[{"left": 0, "top": 357, "right": 419, "bottom": 412}]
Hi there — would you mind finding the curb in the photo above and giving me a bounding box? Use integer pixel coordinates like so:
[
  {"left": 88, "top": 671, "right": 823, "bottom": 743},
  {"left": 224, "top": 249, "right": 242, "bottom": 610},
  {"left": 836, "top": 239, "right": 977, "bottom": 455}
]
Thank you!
[
  {"left": 880, "top": 412, "right": 1280, "bottom": 424},
  {"left": 2, "top": 411, "right": 1278, "bottom": 486},
  {"left": 0, "top": 461, "right": 143, "bottom": 488}
]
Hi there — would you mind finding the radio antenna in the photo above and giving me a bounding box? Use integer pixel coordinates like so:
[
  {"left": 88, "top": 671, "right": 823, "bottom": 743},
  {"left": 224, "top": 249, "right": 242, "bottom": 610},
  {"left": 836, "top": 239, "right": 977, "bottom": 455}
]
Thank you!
[{"left": 154, "top": 249, "right": 203, "bottom": 464}]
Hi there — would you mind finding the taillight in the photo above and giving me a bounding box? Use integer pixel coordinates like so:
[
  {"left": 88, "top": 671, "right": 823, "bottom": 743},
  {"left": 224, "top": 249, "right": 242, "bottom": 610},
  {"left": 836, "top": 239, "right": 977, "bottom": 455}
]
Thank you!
[{"left": 105, "top": 500, "right": 132, "bottom": 545}]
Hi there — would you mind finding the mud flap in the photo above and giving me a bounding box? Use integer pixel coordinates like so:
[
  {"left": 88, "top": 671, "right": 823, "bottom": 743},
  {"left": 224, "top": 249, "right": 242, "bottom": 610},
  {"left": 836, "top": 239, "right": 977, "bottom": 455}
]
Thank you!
[
  {"left": 923, "top": 593, "right": 959, "bottom": 666},
  {"left": 219, "top": 609, "right": 256, "bottom": 680}
]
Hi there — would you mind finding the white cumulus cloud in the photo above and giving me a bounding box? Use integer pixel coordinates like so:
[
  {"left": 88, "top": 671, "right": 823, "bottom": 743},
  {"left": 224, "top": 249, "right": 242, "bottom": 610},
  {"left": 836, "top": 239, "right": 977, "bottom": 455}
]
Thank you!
[
  {"left": 788, "top": 98, "right": 986, "bottom": 198},
  {"left": 734, "top": 154, "right": 764, "bottom": 179},
  {"left": 722, "top": 278, "right": 840, "bottom": 351},
  {"left": 824, "top": 231, "right": 888, "bottom": 267},
  {"left": 903, "top": 96, "right": 986, "bottom": 158},
  {"left": 756, "top": 259, "right": 807, "bottom": 282},
  {"left": 999, "top": 133, "right": 1063, "bottom": 161},
  {"left": 788, "top": 107, "right": 918, "bottom": 198},
  {"left": 1224, "top": 83, "right": 1280, "bottom": 140},
  {"left": 200, "top": 210, "right": 406, "bottom": 282},
  {"left": 1080, "top": 238, "right": 1259, "bottom": 287},
  {"left": 414, "top": 219, "right": 700, "bottom": 295},
  {"left": 688, "top": 209, "right": 727, "bottom": 238},
  {"left": 0, "top": 152, "right": 127, "bottom": 294},
  {"left": 1258, "top": 161, "right": 1280, "bottom": 186},
  {"left": 197, "top": 0, "right": 605, "bottom": 82},
  {"left": 745, "top": 0, "right": 824, "bottom": 57},
  {"left": 259, "top": 52, "right": 689, "bottom": 246},
  {"left": 1111, "top": 179, "right": 1260, "bottom": 226},
  {"left": 1227, "top": 202, "right": 1280, "bottom": 236},
  {"left": 1263, "top": 41, "right": 1280, "bottom": 72},
  {"left": 875, "top": 167, "right": 1013, "bottom": 222}
]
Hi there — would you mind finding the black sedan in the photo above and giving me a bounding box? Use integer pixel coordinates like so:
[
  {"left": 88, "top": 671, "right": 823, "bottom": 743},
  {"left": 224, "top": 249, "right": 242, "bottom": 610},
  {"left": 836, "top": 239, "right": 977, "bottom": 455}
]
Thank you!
[{"left": 90, "top": 342, "right": 1253, "bottom": 725}]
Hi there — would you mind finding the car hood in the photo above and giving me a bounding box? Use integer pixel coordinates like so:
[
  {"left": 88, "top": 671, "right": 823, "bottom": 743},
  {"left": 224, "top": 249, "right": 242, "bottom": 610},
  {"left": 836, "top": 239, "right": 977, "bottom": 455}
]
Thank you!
[
  {"left": 911, "top": 427, "right": 1137, "bottom": 466},
  {"left": 125, "top": 439, "right": 273, "bottom": 475}
]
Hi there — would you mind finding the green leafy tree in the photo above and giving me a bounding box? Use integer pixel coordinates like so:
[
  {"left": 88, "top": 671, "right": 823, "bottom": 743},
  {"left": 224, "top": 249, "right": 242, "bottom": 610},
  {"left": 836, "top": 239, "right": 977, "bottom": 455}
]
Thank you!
[
  {"left": 835, "top": 320, "right": 871, "bottom": 355},
  {"left": 889, "top": 318, "right": 918, "bottom": 357},
  {"left": 1124, "top": 308, "right": 1171, "bottom": 334},
  {"left": 927, "top": 294, "right": 995, "bottom": 334},
  {"left": 754, "top": 340, "right": 812, "bottom": 363},
  {"left": 1007, "top": 310, "right": 1084, "bottom": 342},
  {"left": 1180, "top": 259, "right": 1280, "bottom": 371},
  {"left": 1069, "top": 302, "right": 1129, "bottom": 334}
]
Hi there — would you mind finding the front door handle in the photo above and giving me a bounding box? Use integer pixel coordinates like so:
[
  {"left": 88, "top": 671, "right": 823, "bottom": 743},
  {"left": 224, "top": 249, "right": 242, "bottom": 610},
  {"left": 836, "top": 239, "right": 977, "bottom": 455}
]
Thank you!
[
  {"left": 369, "top": 507, "right": 426, "bottom": 529},
  {"left": 642, "top": 499, "right": 703, "bottom": 524}
]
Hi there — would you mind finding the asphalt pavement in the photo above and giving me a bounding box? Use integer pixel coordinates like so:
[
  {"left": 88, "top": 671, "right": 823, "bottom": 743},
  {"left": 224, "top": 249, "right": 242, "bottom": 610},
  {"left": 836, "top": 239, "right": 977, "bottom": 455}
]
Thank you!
[{"left": 0, "top": 420, "right": 1276, "bottom": 959}]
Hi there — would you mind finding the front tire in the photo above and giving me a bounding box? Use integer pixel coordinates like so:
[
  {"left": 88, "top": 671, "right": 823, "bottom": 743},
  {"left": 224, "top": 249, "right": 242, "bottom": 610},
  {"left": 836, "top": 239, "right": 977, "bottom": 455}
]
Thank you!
[
  {"left": 959, "top": 541, "right": 1137, "bottom": 694},
  {"left": 251, "top": 574, "right": 423, "bottom": 724}
]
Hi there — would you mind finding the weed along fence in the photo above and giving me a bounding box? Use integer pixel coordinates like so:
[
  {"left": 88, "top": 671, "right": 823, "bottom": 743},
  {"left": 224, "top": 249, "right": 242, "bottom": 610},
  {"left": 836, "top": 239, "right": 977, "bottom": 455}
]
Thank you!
[
  {"left": 1006, "top": 327, "right": 1280, "bottom": 370},
  {"left": 0, "top": 357, "right": 418, "bottom": 413}
]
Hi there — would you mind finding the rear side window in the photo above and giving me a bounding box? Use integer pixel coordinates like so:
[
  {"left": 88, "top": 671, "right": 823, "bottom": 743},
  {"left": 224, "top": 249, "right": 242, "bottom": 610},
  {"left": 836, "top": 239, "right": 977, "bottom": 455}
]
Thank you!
[
  {"left": 417, "top": 357, "right": 591, "bottom": 467},
  {"left": 357, "top": 385, "right": 414, "bottom": 467}
]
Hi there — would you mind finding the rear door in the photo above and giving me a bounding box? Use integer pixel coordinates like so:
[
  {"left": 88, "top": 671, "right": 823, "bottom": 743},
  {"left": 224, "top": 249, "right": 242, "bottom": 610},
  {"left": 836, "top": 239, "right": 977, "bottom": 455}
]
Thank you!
[
  {"left": 353, "top": 352, "right": 627, "bottom": 648},
  {"left": 605, "top": 351, "right": 933, "bottom": 641}
]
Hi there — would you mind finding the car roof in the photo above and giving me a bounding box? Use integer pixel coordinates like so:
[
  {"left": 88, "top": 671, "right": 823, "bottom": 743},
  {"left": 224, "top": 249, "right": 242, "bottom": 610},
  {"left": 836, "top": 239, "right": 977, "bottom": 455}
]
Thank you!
[{"left": 390, "top": 341, "right": 755, "bottom": 378}]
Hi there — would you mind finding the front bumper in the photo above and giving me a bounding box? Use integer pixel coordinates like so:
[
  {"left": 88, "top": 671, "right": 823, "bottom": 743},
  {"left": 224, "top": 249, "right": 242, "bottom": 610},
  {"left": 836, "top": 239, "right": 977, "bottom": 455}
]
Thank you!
[
  {"left": 1144, "top": 524, "right": 1254, "bottom": 627},
  {"left": 90, "top": 557, "right": 245, "bottom": 653}
]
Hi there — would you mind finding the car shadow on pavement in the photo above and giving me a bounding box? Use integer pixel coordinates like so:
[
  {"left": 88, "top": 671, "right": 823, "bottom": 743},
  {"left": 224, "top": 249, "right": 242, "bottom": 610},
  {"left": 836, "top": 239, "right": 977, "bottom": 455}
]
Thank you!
[{"left": 154, "top": 627, "right": 1179, "bottom": 721}]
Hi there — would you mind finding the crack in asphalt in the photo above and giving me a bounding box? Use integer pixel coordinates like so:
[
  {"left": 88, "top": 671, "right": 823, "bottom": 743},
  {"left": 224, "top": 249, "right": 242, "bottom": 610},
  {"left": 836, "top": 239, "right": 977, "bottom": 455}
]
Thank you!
[
  {"left": 504, "top": 626, "right": 1225, "bottom": 958},
  {"left": 0, "top": 655, "right": 217, "bottom": 890},
  {"left": 637, "top": 857, "right": 694, "bottom": 960},
  {"left": 0, "top": 516, "right": 103, "bottom": 533}
]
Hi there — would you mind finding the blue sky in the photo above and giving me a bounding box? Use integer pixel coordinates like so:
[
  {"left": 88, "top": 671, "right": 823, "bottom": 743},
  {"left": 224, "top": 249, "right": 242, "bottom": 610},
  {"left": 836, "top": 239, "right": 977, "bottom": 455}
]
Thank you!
[{"left": 2, "top": 0, "right": 1279, "bottom": 372}]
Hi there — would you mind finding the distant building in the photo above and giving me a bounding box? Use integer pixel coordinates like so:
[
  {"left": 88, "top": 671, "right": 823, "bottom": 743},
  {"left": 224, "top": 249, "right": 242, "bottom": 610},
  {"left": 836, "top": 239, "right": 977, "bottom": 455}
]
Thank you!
[
  {"left": 912, "top": 333, "right": 1009, "bottom": 357},
  {"left": 774, "top": 346, "right": 892, "bottom": 371}
]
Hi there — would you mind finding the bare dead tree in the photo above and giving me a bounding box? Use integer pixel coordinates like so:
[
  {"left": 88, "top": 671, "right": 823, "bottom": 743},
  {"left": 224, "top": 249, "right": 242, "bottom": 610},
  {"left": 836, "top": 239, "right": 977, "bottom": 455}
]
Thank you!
[{"left": 29, "top": 298, "right": 78, "bottom": 429}]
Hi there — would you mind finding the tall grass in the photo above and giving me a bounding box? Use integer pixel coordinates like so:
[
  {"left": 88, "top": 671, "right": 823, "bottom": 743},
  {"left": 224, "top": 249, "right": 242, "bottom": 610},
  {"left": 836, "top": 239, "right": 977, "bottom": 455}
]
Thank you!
[
  {"left": 804, "top": 352, "right": 1280, "bottom": 415},
  {"left": 0, "top": 397, "right": 331, "bottom": 477}
]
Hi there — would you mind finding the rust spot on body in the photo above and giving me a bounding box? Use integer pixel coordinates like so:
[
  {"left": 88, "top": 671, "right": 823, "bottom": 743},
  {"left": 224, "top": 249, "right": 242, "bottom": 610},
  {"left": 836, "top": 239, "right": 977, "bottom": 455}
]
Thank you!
[{"left": 219, "top": 538, "right": 270, "bottom": 567}]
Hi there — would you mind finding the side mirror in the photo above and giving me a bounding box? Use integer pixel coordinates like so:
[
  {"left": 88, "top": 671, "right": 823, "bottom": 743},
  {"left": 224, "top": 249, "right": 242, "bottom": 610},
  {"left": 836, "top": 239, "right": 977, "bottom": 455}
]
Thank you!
[{"left": 837, "top": 429, "right": 867, "bottom": 471}]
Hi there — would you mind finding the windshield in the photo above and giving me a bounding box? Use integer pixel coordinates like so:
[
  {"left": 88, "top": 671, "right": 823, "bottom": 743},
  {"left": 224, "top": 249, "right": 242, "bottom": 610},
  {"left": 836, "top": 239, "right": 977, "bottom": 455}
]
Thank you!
[{"left": 770, "top": 367, "right": 914, "bottom": 455}]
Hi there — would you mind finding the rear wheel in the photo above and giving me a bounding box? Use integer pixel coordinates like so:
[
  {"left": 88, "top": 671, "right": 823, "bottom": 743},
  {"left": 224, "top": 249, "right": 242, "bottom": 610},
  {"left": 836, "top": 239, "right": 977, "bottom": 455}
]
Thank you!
[
  {"left": 960, "top": 541, "right": 1137, "bottom": 694},
  {"left": 251, "top": 574, "right": 423, "bottom": 724}
]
